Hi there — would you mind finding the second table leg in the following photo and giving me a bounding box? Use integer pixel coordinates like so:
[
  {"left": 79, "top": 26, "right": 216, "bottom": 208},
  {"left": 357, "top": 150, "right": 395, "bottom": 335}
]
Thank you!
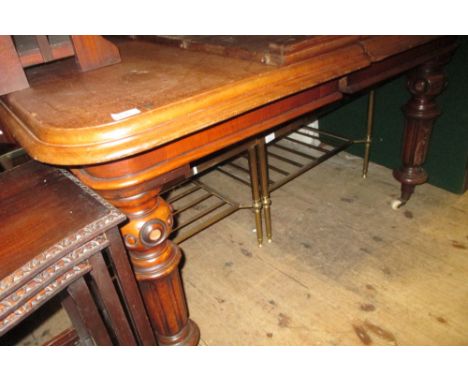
[{"left": 393, "top": 56, "right": 450, "bottom": 208}]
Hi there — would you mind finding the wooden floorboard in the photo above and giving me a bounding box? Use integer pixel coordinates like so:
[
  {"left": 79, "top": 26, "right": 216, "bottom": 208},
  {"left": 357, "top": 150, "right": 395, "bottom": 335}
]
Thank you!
[{"left": 181, "top": 152, "right": 468, "bottom": 345}]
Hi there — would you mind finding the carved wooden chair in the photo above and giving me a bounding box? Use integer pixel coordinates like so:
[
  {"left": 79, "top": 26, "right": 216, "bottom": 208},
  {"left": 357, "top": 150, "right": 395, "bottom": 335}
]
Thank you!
[{"left": 0, "top": 161, "right": 156, "bottom": 345}]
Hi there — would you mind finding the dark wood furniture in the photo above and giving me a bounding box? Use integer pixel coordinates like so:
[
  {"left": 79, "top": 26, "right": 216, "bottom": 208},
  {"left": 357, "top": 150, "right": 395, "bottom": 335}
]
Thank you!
[
  {"left": 0, "top": 36, "right": 457, "bottom": 345},
  {"left": 0, "top": 161, "right": 155, "bottom": 345}
]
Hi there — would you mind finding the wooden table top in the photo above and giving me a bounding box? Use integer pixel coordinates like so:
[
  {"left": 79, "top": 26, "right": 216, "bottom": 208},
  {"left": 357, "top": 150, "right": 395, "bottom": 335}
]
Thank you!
[{"left": 0, "top": 36, "right": 439, "bottom": 166}]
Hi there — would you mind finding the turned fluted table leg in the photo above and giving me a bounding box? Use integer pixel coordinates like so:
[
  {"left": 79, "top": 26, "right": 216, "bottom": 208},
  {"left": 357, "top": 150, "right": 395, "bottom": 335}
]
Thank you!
[
  {"left": 73, "top": 166, "right": 200, "bottom": 346},
  {"left": 392, "top": 58, "right": 449, "bottom": 208},
  {"left": 116, "top": 190, "right": 200, "bottom": 345}
]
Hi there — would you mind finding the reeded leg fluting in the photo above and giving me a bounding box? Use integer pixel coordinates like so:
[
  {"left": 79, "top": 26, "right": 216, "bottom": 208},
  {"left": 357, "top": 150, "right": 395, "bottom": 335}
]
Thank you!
[
  {"left": 392, "top": 58, "right": 449, "bottom": 208},
  {"left": 116, "top": 190, "right": 200, "bottom": 345},
  {"left": 74, "top": 166, "right": 200, "bottom": 346}
]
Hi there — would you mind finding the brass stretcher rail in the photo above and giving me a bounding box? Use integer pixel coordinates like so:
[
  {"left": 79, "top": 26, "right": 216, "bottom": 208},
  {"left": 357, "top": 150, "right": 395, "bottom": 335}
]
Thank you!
[
  {"left": 1, "top": 92, "right": 374, "bottom": 249},
  {"left": 164, "top": 91, "right": 375, "bottom": 247}
]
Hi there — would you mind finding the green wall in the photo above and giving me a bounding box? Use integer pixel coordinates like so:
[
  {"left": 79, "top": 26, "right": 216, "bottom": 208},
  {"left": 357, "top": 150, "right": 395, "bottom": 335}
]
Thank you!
[{"left": 319, "top": 37, "right": 468, "bottom": 194}]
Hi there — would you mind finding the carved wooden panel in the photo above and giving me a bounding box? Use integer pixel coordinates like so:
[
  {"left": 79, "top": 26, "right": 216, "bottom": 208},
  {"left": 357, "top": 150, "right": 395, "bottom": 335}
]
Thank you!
[{"left": 0, "top": 262, "right": 91, "bottom": 335}]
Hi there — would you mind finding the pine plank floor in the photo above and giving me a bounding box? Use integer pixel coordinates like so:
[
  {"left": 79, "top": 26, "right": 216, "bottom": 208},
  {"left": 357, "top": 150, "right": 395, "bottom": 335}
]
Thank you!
[{"left": 181, "top": 152, "right": 468, "bottom": 345}]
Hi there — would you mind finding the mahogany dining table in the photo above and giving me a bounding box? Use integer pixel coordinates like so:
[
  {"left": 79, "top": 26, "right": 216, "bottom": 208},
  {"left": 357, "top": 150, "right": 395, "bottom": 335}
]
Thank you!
[{"left": 0, "top": 36, "right": 457, "bottom": 345}]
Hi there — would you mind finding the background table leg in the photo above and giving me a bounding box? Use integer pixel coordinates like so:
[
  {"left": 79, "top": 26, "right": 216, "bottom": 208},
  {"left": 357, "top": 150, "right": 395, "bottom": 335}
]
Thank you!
[
  {"left": 393, "top": 56, "right": 450, "bottom": 207},
  {"left": 257, "top": 141, "right": 273, "bottom": 243}
]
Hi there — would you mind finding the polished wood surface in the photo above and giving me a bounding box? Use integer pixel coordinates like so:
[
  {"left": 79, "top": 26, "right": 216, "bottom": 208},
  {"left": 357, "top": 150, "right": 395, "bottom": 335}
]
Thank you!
[
  {"left": 1, "top": 36, "right": 447, "bottom": 166},
  {"left": 0, "top": 36, "right": 457, "bottom": 345}
]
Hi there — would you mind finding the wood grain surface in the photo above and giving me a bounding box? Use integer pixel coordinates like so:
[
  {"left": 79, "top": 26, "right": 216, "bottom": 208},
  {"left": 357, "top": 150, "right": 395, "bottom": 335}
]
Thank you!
[{"left": 0, "top": 36, "right": 449, "bottom": 166}]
